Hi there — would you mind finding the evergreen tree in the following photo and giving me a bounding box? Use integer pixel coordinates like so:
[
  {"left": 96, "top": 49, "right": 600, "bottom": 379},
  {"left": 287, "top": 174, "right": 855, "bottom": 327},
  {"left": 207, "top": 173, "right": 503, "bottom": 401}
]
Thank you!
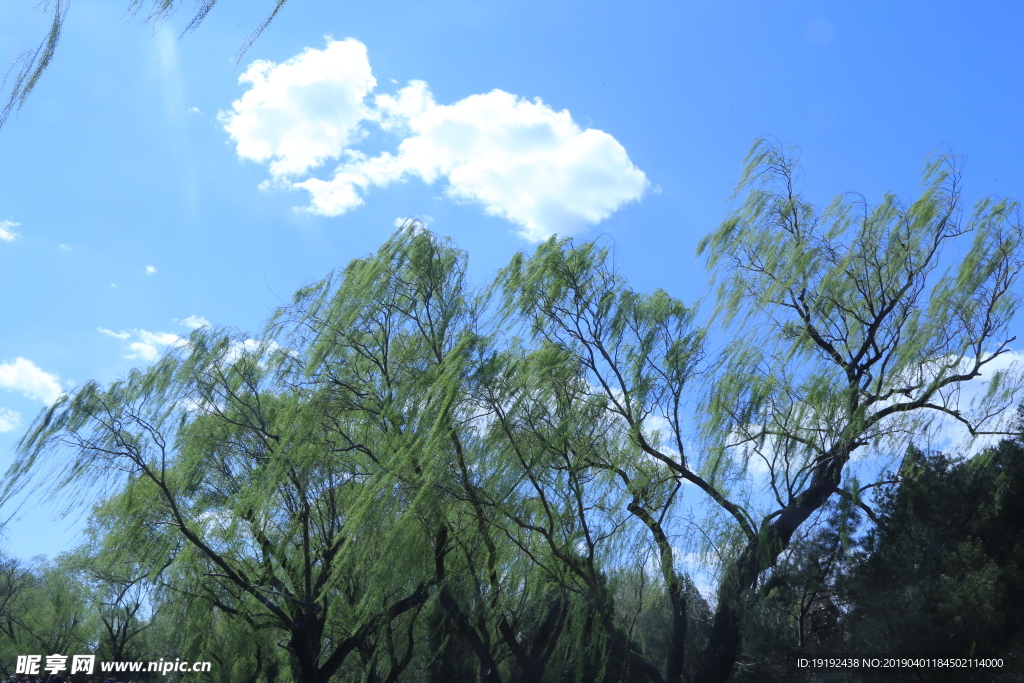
[{"left": 837, "top": 439, "right": 1024, "bottom": 679}]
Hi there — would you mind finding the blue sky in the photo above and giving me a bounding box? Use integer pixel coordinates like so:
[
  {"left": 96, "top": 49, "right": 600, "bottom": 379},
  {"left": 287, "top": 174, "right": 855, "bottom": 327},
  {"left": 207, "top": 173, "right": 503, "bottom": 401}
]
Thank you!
[{"left": 1, "top": 0, "right": 1023, "bottom": 559}]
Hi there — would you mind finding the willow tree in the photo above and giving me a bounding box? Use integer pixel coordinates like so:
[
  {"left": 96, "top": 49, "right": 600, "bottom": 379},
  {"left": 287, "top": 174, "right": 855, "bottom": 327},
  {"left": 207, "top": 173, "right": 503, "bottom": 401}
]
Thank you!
[
  {"left": 4, "top": 142, "right": 1022, "bottom": 682},
  {"left": 493, "top": 239, "right": 710, "bottom": 682},
  {"left": 491, "top": 141, "right": 1023, "bottom": 682},
  {"left": 5, "top": 231, "right": 470, "bottom": 683},
  {"left": 7, "top": 228, "right": 605, "bottom": 683},
  {"left": 0, "top": 556, "right": 34, "bottom": 674},
  {"left": 0, "top": 556, "right": 93, "bottom": 661},
  {"left": 690, "top": 140, "right": 1024, "bottom": 681}
]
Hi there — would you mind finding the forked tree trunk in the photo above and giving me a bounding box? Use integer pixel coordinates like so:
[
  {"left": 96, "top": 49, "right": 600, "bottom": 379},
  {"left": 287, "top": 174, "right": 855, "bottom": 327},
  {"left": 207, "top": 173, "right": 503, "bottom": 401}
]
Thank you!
[{"left": 694, "top": 455, "right": 845, "bottom": 682}]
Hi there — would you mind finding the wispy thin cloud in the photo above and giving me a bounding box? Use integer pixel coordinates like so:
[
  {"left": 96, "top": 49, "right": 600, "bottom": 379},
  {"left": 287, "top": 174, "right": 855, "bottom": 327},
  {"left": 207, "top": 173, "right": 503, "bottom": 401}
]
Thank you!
[
  {"left": 0, "top": 220, "right": 20, "bottom": 242},
  {"left": 0, "top": 407, "right": 21, "bottom": 433},
  {"left": 98, "top": 327, "right": 131, "bottom": 340}
]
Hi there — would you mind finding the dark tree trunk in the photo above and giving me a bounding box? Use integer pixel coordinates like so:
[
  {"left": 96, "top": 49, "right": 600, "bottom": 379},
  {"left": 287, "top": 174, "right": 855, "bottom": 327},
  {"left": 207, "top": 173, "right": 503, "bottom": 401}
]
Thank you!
[
  {"left": 499, "top": 593, "right": 567, "bottom": 682},
  {"left": 289, "top": 620, "right": 327, "bottom": 683},
  {"left": 664, "top": 580, "right": 688, "bottom": 683},
  {"left": 694, "top": 454, "right": 845, "bottom": 682}
]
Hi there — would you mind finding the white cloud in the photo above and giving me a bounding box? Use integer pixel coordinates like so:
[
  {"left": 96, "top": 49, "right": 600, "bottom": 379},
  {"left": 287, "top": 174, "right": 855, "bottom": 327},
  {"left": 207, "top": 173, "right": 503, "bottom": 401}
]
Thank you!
[
  {"left": 301, "top": 87, "right": 649, "bottom": 241},
  {"left": 145, "top": 265, "right": 158, "bottom": 275},
  {"left": 127, "top": 343, "right": 160, "bottom": 361},
  {"left": 0, "top": 407, "right": 22, "bottom": 432},
  {"left": 99, "top": 327, "right": 186, "bottom": 362},
  {"left": 223, "top": 338, "right": 288, "bottom": 365},
  {"left": 130, "top": 330, "right": 185, "bottom": 361},
  {"left": 178, "top": 315, "right": 210, "bottom": 329},
  {"left": 187, "top": 106, "right": 202, "bottom": 115},
  {"left": 58, "top": 243, "right": 71, "bottom": 251},
  {"left": 221, "top": 39, "right": 648, "bottom": 241},
  {"left": 220, "top": 38, "right": 377, "bottom": 179},
  {"left": 98, "top": 327, "right": 131, "bottom": 340},
  {"left": 137, "top": 330, "right": 182, "bottom": 346},
  {"left": 393, "top": 215, "right": 433, "bottom": 229},
  {"left": 919, "top": 349, "right": 1024, "bottom": 454},
  {"left": 0, "top": 358, "right": 63, "bottom": 404},
  {"left": 0, "top": 220, "right": 20, "bottom": 242},
  {"left": 643, "top": 414, "right": 674, "bottom": 442},
  {"left": 723, "top": 349, "right": 1024, "bottom": 476}
]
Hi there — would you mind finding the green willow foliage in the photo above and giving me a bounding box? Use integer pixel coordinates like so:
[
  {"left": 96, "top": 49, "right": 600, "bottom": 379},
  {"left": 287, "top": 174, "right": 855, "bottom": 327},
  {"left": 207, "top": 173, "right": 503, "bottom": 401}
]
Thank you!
[
  {"left": 691, "top": 140, "right": 1023, "bottom": 682},
  {"left": 4, "top": 141, "right": 1023, "bottom": 682}
]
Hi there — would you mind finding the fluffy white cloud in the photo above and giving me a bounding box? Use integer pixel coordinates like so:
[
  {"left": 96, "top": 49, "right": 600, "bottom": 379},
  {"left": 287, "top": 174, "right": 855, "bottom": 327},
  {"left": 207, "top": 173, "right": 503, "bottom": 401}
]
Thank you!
[
  {"left": 221, "top": 39, "right": 648, "bottom": 241},
  {"left": 0, "top": 358, "right": 63, "bottom": 404},
  {"left": 145, "top": 265, "right": 158, "bottom": 275},
  {"left": 99, "top": 327, "right": 185, "bottom": 362},
  {"left": 220, "top": 38, "right": 377, "bottom": 179},
  {"left": 178, "top": 315, "right": 210, "bottom": 329},
  {"left": 0, "top": 220, "right": 20, "bottom": 242},
  {"left": 0, "top": 407, "right": 22, "bottom": 432},
  {"left": 300, "top": 87, "right": 649, "bottom": 241}
]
